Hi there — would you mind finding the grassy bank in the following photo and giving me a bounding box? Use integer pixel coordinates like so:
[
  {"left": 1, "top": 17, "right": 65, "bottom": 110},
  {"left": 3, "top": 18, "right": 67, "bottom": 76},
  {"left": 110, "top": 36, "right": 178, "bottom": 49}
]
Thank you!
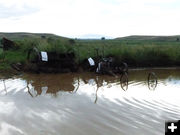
[
  {"left": 75, "top": 39, "right": 180, "bottom": 67},
  {"left": 0, "top": 33, "right": 180, "bottom": 73}
]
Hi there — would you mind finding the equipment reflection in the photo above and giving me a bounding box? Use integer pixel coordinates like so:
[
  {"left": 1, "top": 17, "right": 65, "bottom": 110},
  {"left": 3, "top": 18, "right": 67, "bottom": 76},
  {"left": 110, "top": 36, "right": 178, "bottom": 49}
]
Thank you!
[{"left": 23, "top": 72, "right": 158, "bottom": 102}]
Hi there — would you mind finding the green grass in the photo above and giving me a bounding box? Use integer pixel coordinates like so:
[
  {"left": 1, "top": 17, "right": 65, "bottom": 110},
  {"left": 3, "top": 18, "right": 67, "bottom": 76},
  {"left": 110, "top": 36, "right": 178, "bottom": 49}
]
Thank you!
[
  {"left": 0, "top": 34, "right": 180, "bottom": 72},
  {"left": 3, "top": 50, "right": 27, "bottom": 64},
  {"left": 0, "top": 48, "right": 3, "bottom": 54},
  {"left": 73, "top": 39, "right": 180, "bottom": 67},
  {"left": 0, "top": 63, "right": 11, "bottom": 70}
]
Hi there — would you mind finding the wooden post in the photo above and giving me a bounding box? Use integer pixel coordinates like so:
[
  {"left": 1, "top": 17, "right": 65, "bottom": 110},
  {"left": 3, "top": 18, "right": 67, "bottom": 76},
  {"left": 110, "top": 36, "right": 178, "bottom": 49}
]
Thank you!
[
  {"left": 101, "top": 37, "right": 105, "bottom": 58},
  {"left": 78, "top": 43, "right": 80, "bottom": 65},
  {"left": 95, "top": 48, "right": 99, "bottom": 62}
]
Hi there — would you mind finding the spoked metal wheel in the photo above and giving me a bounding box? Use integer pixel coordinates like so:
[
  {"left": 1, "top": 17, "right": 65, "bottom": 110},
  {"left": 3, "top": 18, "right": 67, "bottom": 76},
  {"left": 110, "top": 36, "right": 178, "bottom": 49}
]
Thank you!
[
  {"left": 121, "top": 62, "right": 128, "bottom": 73},
  {"left": 120, "top": 73, "right": 128, "bottom": 91},
  {"left": 69, "top": 77, "right": 80, "bottom": 94},
  {"left": 27, "top": 82, "right": 38, "bottom": 97},
  {"left": 148, "top": 72, "right": 157, "bottom": 90}
]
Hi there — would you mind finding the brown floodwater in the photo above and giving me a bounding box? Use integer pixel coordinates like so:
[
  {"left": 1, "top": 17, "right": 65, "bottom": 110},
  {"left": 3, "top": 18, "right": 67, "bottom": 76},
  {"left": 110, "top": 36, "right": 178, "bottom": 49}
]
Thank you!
[{"left": 0, "top": 68, "right": 180, "bottom": 135}]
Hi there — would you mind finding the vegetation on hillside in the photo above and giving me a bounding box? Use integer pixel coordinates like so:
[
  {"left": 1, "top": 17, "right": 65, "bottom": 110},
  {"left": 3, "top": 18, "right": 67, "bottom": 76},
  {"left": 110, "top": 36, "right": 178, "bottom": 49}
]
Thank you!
[{"left": 0, "top": 33, "right": 180, "bottom": 73}]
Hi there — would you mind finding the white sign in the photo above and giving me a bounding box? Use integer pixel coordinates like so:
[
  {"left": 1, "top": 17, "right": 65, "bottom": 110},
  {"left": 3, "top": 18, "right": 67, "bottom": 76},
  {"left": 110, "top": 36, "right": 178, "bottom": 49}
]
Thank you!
[
  {"left": 41, "top": 51, "right": 48, "bottom": 61},
  {"left": 88, "top": 57, "right": 95, "bottom": 66}
]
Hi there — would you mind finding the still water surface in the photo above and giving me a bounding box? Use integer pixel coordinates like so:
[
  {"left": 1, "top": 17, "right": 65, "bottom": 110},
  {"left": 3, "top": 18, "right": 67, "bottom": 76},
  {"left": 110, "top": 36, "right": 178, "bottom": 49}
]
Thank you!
[{"left": 0, "top": 69, "right": 180, "bottom": 135}]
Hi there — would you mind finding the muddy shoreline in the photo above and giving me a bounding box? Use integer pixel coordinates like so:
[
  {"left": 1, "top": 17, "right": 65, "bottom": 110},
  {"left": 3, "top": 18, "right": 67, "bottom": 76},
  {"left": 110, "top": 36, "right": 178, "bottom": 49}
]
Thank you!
[{"left": 1, "top": 65, "right": 180, "bottom": 79}]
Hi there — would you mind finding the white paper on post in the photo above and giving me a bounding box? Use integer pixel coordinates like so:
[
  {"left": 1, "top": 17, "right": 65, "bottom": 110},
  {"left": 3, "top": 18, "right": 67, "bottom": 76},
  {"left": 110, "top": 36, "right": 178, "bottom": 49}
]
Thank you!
[
  {"left": 88, "top": 57, "right": 95, "bottom": 66},
  {"left": 96, "top": 62, "right": 101, "bottom": 72},
  {"left": 41, "top": 51, "right": 48, "bottom": 61}
]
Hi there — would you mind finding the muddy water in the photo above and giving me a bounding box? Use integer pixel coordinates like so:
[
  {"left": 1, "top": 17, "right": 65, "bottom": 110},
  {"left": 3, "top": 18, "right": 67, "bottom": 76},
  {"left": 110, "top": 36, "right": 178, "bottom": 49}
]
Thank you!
[{"left": 0, "top": 68, "right": 180, "bottom": 135}]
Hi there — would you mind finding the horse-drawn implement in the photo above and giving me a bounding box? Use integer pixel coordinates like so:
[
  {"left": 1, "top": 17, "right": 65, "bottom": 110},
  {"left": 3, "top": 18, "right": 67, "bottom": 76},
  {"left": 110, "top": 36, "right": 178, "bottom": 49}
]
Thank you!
[
  {"left": 27, "top": 47, "right": 77, "bottom": 73},
  {"left": 0, "top": 37, "right": 158, "bottom": 91},
  {"left": 27, "top": 47, "right": 158, "bottom": 91}
]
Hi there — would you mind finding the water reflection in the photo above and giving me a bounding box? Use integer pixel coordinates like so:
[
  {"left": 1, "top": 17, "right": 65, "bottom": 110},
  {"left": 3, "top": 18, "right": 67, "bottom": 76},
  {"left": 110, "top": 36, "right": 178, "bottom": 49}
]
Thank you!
[
  {"left": 24, "top": 73, "right": 75, "bottom": 97},
  {"left": 23, "top": 73, "right": 119, "bottom": 102},
  {"left": 0, "top": 69, "right": 180, "bottom": 135},
  {"left": 3, "top": 80, "right": 7, "bottom": 94},
  {"left": 2, "top": 68, "right": 180, "bottom": 100},
  {"left": 1, "top": 79, "right": 7, "bottom": 95},
  {"left": 23, "top": 71, "right": 160, "bottom": 100},
  {"left": 147, "top": 72, "right": 158, "bottom": 90},
  {"left": 120, "top": 73, "right": 128, "bottom": 91}
]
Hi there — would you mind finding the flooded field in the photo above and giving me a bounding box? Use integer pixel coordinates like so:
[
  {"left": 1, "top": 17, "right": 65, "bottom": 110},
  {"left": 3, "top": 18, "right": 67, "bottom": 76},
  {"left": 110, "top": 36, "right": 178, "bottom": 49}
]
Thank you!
[{"left": 0, "top": 68, "right": 180, "bottom": 135}]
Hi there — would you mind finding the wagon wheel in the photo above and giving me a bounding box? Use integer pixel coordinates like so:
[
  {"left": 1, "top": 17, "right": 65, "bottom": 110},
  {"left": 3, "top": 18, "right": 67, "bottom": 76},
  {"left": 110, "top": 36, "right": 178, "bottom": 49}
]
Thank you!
[
  {"left": 120, "top": 73, "right": 128, "bottom": 91},
  {"left": 121, "top": 62, "right": 128, "bottom": 73},
  {"left": 148, "top": 72, "right": 157, "bottom": 90},
  {"left": 3, "top": 80, "right": 7, "bottom": 95},
  {"left": 27, "top": 82, "right": 38, "bottom": 97},
  {"left": 69, "top": 77, "right": 80, "bottom": 94}
]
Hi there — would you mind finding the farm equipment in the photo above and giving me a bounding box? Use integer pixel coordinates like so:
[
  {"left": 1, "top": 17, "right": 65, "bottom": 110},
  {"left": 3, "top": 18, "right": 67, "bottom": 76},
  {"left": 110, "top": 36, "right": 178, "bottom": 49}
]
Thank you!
[
  {"left": 148, "top": 72, "right": 158, "bottom": 90},
  {"left": 0, "top": 37, "right": 18, "bottom": 50},
  {"left": 96, "top": 58, "right": 128, "bottom": 75},
  {"left": 79, "top": 47, "right": 129, "bottom": 90},
  {"left": 27, "top": 47, "right": 77, "bottom": 73},
  {"left": 120, "top": 71, "right": 158, "bottom": 91},
  {"left": 85, "top": 54, "right": 158, "bottom": 91},
  {"left": 94, "top": 57, "right": 129, "bottom": 90},
  {"left": 82, "top": 48, "right": 128, "bottom": 75}
]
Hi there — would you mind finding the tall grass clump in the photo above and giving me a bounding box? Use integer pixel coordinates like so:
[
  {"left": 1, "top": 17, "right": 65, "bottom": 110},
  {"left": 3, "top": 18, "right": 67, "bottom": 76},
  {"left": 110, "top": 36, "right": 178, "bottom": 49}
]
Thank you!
[
  {"left": 3, "top": 50, "right": 27, "bottom": 64},
  {"left": 1, "top": 36, "right": 180, "bottom": 70},
  {"left": 74, "top": 39, "right": 180, "bottom": 67}
]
